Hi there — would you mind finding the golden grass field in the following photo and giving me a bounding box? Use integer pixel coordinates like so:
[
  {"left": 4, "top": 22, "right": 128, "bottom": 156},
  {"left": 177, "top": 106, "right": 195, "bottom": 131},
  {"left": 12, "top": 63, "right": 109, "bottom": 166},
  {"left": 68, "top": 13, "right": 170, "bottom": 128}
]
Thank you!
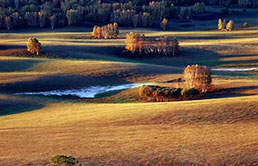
[{"left": 0, "top": 13, "right": 258, "bottom": 165}]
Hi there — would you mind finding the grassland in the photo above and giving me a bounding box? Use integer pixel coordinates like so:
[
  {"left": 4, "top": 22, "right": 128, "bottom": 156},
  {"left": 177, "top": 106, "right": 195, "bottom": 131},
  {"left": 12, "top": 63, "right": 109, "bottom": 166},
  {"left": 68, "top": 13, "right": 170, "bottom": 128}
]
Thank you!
[{"left": 0, "top": 10, "right": 258, "bottom": 165}]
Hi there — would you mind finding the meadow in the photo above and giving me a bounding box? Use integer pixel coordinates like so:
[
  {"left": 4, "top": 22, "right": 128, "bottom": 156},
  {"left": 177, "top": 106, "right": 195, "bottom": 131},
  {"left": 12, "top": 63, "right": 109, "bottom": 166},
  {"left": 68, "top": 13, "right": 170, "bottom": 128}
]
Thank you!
[{"left": 0, "top": 8, "right": 257, "bottom": 166}]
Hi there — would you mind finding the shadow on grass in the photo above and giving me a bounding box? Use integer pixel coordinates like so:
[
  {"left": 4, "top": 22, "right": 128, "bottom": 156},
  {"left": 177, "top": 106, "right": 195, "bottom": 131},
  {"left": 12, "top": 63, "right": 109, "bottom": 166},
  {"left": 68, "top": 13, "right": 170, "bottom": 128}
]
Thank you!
[
  {"left": 0, "top": 98, "right": 44, "bottom": 116},
  {"left": 0, "top": 60, "right": 41, "bottom": 72},
  {"left": 202, "top": 85, "right": 258, "bottom": 99},
  {"left": 1, "top": 44, "right": 221, "bottom": 68}
]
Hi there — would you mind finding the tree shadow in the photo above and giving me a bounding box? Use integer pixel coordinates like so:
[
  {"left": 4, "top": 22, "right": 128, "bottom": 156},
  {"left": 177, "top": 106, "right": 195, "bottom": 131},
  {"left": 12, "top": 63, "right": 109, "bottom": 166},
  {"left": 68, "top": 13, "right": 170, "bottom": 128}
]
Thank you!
[
  {"left": 0, "top": 60, "right": 41, "bottom": 72},
  {"left": 201, "top": 85, "right": 258, "bottom": 99}
]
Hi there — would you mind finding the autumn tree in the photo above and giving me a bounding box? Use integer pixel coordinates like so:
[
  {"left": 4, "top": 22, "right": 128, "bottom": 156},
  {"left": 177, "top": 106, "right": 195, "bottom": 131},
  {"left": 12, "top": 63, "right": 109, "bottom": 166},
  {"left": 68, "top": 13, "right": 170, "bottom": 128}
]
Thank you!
[
  {"left": 218, "top": 19, "right": 223, "bottom": 30},
  {"left": 125, "top": 32, "right": 142, "bottom": 53},
  {"left": 160, "top": 18, "right": 168, "bottom": 30},
  {"left": 5, "top": 16, "right": 11, "bottom": 30},
  {"left": 27, "top": 37, "right": 41, "bottom": 55},
  {"left": 92, "top": 23, "right": 119, "bottom": 39},
  {"left": 113, "top": 22, "right": 119, "bottom": 37},
  {"left": 50, "top": 15, "right": 56, "bottom": 29},
  {"left": 183, "top": 65, "right": 212, "bottom": 93},
  {"left": 141, "top": 12, "right": 152, "bottom": 27},
  {"left": 226, "top": 20, "right": 234, "bottom": 31},
  {"left": 132, "top": 14, "right": 139, "bottom": 27},
  {"left": 125, "top": 32, "right": 179, "bottom": 56},
  {"left": 25, "top": 12, "right": 38, "bottom": 27},
  {"left": 66, "top": 9, "right": 80, "bottom": 26},
  {"left": 38, "top": 11, "right": 47, "bottom": 28}
]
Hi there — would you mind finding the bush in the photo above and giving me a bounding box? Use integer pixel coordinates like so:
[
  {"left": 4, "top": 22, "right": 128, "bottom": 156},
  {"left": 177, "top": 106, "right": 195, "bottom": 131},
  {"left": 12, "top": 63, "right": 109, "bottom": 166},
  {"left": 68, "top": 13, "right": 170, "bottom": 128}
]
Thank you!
[
  {"left": 226, "top": 20, "right": 234, "bottom": 31},
  {"left": 139, "top": 85, "right": 182, "bottom": 101},
  {"left": 49, "top": 155, "right": 81, "bottom": 166},
  {"left": 181, "top": 88, "right": 199, "bottom": 96},
  {"left": 243, "top": 22, "right": 248, "bottom": 28},
  {"left": 27, "top": 37, "right": 41, "bottom": 55},
  {"left": 183, "top": 65, "right": 212, "bottom": 93}
]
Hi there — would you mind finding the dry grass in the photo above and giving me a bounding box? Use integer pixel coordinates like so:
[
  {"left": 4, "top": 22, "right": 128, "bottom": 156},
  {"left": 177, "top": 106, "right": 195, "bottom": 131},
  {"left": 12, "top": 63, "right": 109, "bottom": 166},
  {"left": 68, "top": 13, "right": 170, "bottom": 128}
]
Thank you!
[
  {"left": 0, "top": 21, "right": 258, "bottom": 166},
  {"left": 0, "top": 95, "right": 257, "bottom": 166}
]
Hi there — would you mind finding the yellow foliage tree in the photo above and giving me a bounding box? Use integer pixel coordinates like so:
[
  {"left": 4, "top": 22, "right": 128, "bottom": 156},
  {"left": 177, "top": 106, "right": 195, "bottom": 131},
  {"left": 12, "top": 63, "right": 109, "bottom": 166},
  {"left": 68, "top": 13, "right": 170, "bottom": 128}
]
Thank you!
[
  {"left": 183, "top": 65, "right": 212, "bottom": 93},
  {"left": 160, "top": 18, "right": 168, "bottom": 31},
  {"left": 27, "top": 37, "right": 41, "bottom": 55},
  {"left": 226, "top": 20, "right": 235, "bottom": 31},
  {"left": 92, "top": 23, "right": 119, "bottom": 39},
  {"left": 218, "top": 19, "right": 223, "bottom": 30}
]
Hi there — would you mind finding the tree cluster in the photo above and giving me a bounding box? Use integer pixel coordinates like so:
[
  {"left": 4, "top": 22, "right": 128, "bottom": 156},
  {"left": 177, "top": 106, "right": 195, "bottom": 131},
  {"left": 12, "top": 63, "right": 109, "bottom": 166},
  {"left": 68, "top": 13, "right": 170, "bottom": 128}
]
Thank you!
[
  {"left": 139, "top": 85, "right": 182, "bottom": 102},
  {"left": 92, "top": 22, "right": 119, "bottom": 39},
  {"left": 183, "top": 64, "right": 212, "bottom": 93},
  {"left": 27, "top": 37, "right": 41, "bottom": 55},
  {"left": 218, "top": 19, "right": 235, "bottom": 31},
  {"left": 0, "top": 0, "right": 255, "bottom": 30},
  {"left": 125, "top": 32, "right": 179, "bottom": 56},
  {"left": 179, "top": 2, "right": 205, "bottom": 19},
  {"left": 203, "top": 0, "right": 257, "bottom": 8}
]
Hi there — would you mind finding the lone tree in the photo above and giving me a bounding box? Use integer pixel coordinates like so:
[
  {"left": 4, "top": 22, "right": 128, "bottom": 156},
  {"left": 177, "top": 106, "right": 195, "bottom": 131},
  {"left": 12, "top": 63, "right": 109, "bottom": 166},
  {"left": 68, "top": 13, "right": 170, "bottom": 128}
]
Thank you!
[
  {"left": 218, "top": 19, "right": 223, "bottom": 30},
  {"left": 160, "top": 18, "right": 168, "bottom": 30},
  {"left": 226, "top": 20, "right": 234, "bottom": 31},
  {"left": 27, "top": 37, "right": 41, "bottom": 55},
  {"left": 183, "top": 65, "right": 212, "bottom": 93}
]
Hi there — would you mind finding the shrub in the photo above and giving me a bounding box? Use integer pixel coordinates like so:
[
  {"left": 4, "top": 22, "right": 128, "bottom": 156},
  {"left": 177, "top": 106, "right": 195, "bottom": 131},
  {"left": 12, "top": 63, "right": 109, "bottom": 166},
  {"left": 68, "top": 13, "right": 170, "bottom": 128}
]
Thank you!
[
  {"left": 243, "top": 22, "right": 248, "bottom": 28},
  {"left": 139, "top": 85, "right": 182, "bottom": 101},
  {"left": 27, "top": 37, "right": 41, "bottom": 55},
  {"left": 226, "top": 20, "right": 234, "bottom": 31},
  {"left": 49, "top": 155, "right": 81, "bottom": 166},
  {"left": 183, "top": 65, "right": 212, "bottom": 93}
]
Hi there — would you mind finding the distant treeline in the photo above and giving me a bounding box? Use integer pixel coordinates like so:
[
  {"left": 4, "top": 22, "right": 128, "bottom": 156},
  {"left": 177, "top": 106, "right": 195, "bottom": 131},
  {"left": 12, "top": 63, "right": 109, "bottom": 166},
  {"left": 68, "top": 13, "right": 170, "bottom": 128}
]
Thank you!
[{"left": 0, "top": 0, "right": 256, "bottom": 30}]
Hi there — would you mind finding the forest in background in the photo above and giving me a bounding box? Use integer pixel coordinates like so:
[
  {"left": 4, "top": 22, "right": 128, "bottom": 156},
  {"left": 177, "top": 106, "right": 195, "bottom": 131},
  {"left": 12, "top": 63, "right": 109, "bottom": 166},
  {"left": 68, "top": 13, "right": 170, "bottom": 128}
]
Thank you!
[{"left": 0, "top": 0, "right": 257, "bottom": 30}]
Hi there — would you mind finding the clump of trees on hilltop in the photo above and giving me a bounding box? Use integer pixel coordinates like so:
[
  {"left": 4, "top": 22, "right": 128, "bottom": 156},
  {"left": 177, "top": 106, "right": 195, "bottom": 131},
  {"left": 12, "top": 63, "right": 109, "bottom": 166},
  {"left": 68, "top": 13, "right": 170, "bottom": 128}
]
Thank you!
[
  {"left": 92, "top": 22, "right": 119, "bottom": 39},
  {"left": 139, "top": 64, "right": 212, "bottom": 102},
  {"left": 125, "top": 32, "right": 179, "bottom": 56}
]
